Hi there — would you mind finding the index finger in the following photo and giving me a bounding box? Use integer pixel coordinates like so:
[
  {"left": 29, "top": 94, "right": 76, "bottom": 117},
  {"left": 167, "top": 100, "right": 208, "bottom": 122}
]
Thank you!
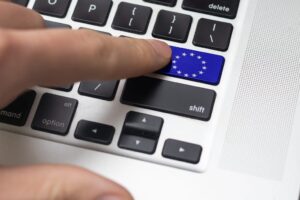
[{"left": 0, "top": 29, "right": 171, "bottom": 106}]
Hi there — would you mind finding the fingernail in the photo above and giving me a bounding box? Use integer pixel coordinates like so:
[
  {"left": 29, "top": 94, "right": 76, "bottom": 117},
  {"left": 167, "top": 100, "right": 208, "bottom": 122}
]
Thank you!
[
  {"left": 97, "top": 195, "right": 122, "bottom": 200},
  {"left": 147, "top": 40, "right": 172, "bottom": 59}
]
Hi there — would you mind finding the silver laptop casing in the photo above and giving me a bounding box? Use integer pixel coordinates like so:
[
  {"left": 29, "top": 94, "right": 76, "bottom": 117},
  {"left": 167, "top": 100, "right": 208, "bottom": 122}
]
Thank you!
[{"left": 1, "top": 0, "right": 300, "bottom": 199}]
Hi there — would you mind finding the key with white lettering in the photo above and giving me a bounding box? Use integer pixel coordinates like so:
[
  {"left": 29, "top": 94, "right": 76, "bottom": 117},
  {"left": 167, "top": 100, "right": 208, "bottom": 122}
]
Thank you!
[
  {"left": 121, "top": 77, "right": 216, "bottom": 121},
  {"left": 193, "top": 19, "right": 233, "bottom": 51},
  {"left": 33, "top": 0, "right": 72, "bottom": 18},
  {"left": 32, "top": 93, "right": 78, "bottom": 136},
  {"left": 152, "top": 10, "right": 192, "bottom": 43},
  {"left": 75, "top": 120, "right": 115, "bottom": 145},
  {"left": 121, "top": 111, "right": 163, "bottom": 140},
  {"left": 182, "top": 0, "right": 240, "bottom": 19},
  {"left": 118, "top": 134, "right": 157, "bottom": 154},
  {"left": 78, "top": 80, "right": 119, "bottom": 101},
  {"left": 0, "top": 90, "right": 36, "bottom": 126},
  {"left": 72, "top": 0, "right": 113, "bottom": 26},
  {"left": 112, "top": 2, "right": 152, "bottom": 34},
  {"left": 162, "top": 139, "right": 202, "bottom": 164},
  {"left": 118, "top": 111, "right": 163, "bottom": 154}
]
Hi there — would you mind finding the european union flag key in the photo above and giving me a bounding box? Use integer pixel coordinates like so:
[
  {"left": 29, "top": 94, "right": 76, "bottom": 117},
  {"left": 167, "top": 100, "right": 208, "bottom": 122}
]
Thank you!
[{"left": 159, "top": 46, "right": 225, "bottom": 85}]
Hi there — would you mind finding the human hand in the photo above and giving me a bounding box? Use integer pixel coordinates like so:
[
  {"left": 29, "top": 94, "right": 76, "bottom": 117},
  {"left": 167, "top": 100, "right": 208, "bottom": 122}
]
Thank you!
[
  {"left": 0, "top": 1, "right": 171, "bottom": 200},
  {"left": 0, "top": 0, "right": 171, "bottom": 108}
]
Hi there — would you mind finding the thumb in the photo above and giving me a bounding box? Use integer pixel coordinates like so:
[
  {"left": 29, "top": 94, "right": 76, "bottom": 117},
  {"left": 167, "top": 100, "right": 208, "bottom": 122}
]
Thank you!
[{"left": 0, "top": 164, "right": 133, "bottom": 200}]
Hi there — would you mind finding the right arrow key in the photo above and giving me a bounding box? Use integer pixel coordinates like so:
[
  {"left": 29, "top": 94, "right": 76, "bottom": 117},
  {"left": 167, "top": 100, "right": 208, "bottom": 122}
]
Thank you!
[{"left": 162, "top": 139, "right": 202, "bottom": 164}]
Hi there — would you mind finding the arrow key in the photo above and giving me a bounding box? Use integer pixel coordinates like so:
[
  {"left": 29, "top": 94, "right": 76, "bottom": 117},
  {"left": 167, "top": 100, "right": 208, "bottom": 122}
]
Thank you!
[
  {"left": 75, "top": 120, "right": 115, "bottom": 145},
  {"left": 162, "top": 139, "right": 202, "bottom": 164},
  {"left": 121, "top": 111, "right": 163, "bottom": 140},
  {"left": 118, "top": 112, "right": 163, "bottom": 154},
  {"left": 118, "top": 134, "right": 157, "bottom": 154}
]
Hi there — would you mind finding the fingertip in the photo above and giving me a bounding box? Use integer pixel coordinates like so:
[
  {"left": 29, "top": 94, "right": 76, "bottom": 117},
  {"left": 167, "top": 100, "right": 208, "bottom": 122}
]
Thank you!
[
  {"left": 61, "top": 165, "right": 134, "bottom": 200},
  {"left": 146, "top": 39, "right": 172, "bottom": 63},
  {"left": 93, "top": 175, "right": 134, "bottom": 200},
  {"left": 96, "top": 191, "right": 134, "bottom": 200}
]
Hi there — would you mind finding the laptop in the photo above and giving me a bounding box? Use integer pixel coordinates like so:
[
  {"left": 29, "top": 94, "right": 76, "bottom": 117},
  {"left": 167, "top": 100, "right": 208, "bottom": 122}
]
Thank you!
[{"left": 1, "top": 0, "right": 300, "bottom": 199}]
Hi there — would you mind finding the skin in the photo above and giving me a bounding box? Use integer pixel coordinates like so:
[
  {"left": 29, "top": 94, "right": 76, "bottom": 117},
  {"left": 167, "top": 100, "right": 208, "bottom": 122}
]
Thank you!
[{"left": 0, "top": 1, "right": 172, "bottom": 200}]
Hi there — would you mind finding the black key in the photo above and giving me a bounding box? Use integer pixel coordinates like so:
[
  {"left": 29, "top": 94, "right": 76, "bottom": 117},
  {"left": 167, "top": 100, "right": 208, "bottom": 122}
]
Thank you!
[
  {"left": 121, "top": 111, "right": 163, "bottom": 140},
  {"left": 193, "top": 19, "right": 233, "bottom": 51},
  {"left": 0, "top": 91, "right": 36, "bottom": 126},
  {"left": 78, "top": 80, "right": 119, "bottom": 101},
  {"left": 121, "top": 77, "right": 216, "bottom": 121},
  {"left": 33, "top": 0, "right": 71, "bottom": 18},
  {"left": 45, "top": 20, "right": 71, "bottom": 29},
  {"left": 75, "top": 120, "right": 115, "bottom": 145},
  {"left": 12, "top": 0, "right": 29, "bottom": 6},
  {"left": 144, "top": 0, "right": 177, "bottom": 7},
  {"left": 153, "top": 10, "right": 192, "bottom": 43},
  {"left": 182, "top": 0, "right": 240, "bottom": 19},
  {"left": 52, "top": 85, "right": 73, "bottom": 92},
  {"left": 118, "top": 134, "right": 157, "bottom": 154},
  {"left": 72, "top": 0, "right": 113, "bottom": 26},
  {"left": 32, "top": 93, "right": 78, "bottom": 136},
  {"left": 162, "top": 139, "right": 202, "bottom": 164},
  {"left": 79, "top": 28, "right": 112, "bottom": 35},
  {"left": 112, "top": 2, "right": 152, "bottom": 34}
]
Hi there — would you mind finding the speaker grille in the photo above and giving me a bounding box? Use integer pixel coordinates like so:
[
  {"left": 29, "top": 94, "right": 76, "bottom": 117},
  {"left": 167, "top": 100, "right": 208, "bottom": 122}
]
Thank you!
[{"left": 220, "top": 0, "right": 300, "bottom": 180}]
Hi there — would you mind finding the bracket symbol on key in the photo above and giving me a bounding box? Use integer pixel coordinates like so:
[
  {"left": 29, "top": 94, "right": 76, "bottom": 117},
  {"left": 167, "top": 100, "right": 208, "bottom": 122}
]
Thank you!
[
  {"left": 128, "top": 7, "right": 137, "bottom": 27},
  {"left": 209, "top": 23, "right": 217, "bottom": 43},
  {"left": 168, "top": 15, "right": 177, "bottom": 35}
]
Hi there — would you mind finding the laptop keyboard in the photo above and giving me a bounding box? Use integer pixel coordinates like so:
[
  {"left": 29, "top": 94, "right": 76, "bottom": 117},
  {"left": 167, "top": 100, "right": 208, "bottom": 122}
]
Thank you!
[{"left": 0, "top": 0, "right": 241, "bottom": 172}]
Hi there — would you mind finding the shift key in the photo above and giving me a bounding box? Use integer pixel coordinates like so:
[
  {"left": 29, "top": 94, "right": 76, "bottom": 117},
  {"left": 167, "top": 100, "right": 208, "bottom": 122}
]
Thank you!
[
  {"left": 121, "top": 77, "right": 216, "bottom": 121},
  {"left": 32, "top": 93, "right": 78, "bottom": 135}
]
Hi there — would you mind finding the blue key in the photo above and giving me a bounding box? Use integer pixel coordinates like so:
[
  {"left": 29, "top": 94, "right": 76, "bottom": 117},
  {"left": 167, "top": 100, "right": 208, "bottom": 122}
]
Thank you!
[{"left": 159, "top": 46, "right": 225, "bottom": 85}]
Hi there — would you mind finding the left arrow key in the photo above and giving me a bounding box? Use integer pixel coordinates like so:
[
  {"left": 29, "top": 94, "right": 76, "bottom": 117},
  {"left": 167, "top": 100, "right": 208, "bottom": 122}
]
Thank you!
[{"left": 75, "top": 120, "right": 115, "bottom": 145}]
